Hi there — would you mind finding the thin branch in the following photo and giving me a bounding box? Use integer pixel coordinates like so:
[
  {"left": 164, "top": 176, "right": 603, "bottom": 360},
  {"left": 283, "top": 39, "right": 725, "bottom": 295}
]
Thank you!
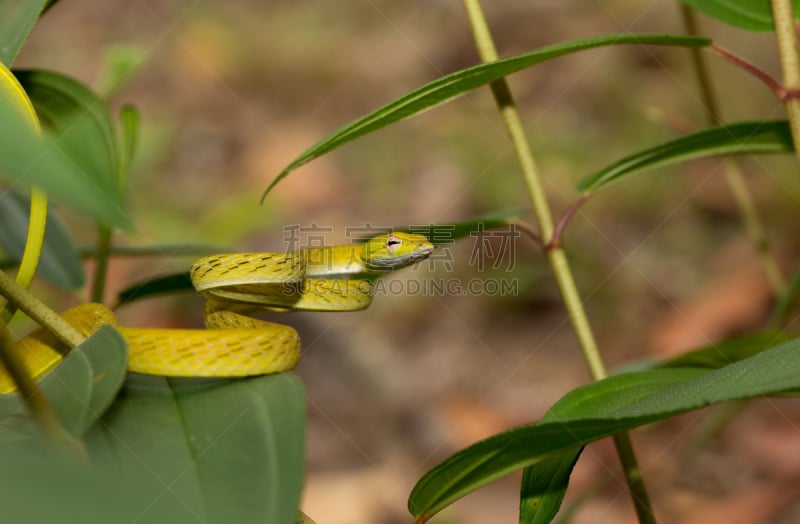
[
  {"left": 546, "top": 193, "right": 589, "bottom": 252},
  {"left": 709, "top": 44, "right": 787, "bottom": 98}
]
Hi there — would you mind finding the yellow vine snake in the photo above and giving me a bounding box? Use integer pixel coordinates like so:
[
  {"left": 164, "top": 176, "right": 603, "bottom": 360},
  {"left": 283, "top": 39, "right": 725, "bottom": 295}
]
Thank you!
[{"left": 0, "top": 62, "right": 435, "bottom": 393}]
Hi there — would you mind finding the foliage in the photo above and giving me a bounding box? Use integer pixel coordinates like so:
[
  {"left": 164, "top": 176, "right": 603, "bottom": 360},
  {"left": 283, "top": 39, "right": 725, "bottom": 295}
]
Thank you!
[{"left": 1, "top": 2, "right": 800, "bottom": 524}]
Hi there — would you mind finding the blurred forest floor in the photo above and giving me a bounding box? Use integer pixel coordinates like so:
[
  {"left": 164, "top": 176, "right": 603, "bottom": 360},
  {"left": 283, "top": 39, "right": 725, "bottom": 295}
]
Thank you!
[{"left": 13, "top": 1, "right": 800, "bottom": 522}]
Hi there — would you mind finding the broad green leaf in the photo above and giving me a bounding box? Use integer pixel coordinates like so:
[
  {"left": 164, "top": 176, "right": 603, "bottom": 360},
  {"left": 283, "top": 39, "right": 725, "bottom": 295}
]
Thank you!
[
  {"left": 87, "top": 373, "right": 306, "bottom": 524},
  {"left": 680, "top": 0, "right": 800, "bottom": 32},
  {"left": 0, "top": 82, "right": 128, "bottom": 226},
  {"left": 0, "top": 444, "right": 189, "bottom": 523},
  {"left": 409, "top": 337, "right": 800, "bottom": 521},
  {"left": 0, "top": 189, "right": 85, "bottom": 288},
  {"left": 0, "top": 325, "right": 127, "bottom": 441},
  {"left": 578, "top": 121, "right": 793, "bottom": 193},
  {"left": 263, "top": 34, "right": 709, "bottom": 200},
  {"left": 117, "top": 271, "right": 194, "bottom": 305},
  {"left": 0, "top": 0, "right": 49, "bottom": 66},
  {"left": 16, "top": 69, "right": 119, "bottom": 194}
]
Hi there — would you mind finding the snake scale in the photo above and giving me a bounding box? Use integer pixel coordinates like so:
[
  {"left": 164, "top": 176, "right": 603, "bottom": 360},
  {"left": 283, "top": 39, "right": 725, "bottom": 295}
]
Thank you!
[{"left": 0, "top": 233, "right": 434, "bottom": 393}]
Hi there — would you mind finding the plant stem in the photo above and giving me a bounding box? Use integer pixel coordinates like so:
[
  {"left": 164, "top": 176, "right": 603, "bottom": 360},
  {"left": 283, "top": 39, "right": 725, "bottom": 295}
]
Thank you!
[
  {"left": 460, "top": 1, "right": 654, "bottom": 522},
  {"left": 92, "top": 225, "right": 112, "bottom": 303},
  {"left": 0, "top": 323, "right": 77, "bottom": 453},
  {"left": 0, "top": 271, "right": 84, "bottom": 349},
  {"left": 771, "top": 0, "right": 800, "bottom": 170},
  {"left": 681, "top": 6, "right": 785, "bottom": 293}
]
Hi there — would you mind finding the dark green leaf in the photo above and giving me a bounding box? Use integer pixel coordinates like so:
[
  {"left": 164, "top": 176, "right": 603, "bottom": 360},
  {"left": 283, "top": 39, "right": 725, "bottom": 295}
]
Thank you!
[
  {"left": 0, "top": 325, "right": 127, "bottom": 441},
  {"left": 16, "top": 69, "right": 119, "bottom": 194},
  {"left": 658, "top": 331, "right": 789, "bottom": 369},
  {"left": 117, "top": 271, "right": 194, "bottom": 305},
  {"left": 0, "top": 0, "right": 49, "bottom": 66},
  {"left": 578, "top": 121, "right": 793, "bottom": 193},
  {"left": 0, "top": 443, "right": 189, "bottom": 524},
  {"left": 680, "top": 0, "right": 800, "bottom": 32},
  {"left": 409, "top": 337, "right": 800, "bottom": 521},
  {"left": 0, "top": 189, "right": 85, "bottom": 288},
  {"left": 353, "top": 208, "right": 530, "bottom": 245},
  {"left": 263, "top": 34, "right": 709, "bottom": 200},
  {"left": 87, "top": 373, "right": 306, "bottom": 524},
  {"left": 519, "top": 452, "right": 581, "bottom": 524},
  {"left": 521, "top": 330, "right": 791, "bottom": 522},
  {"left": 0, "top": 83, "right": 128, "bottom": 226}
]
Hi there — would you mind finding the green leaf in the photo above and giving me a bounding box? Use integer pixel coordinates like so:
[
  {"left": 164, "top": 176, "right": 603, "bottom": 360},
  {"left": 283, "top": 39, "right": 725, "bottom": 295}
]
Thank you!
[
  {"left": 16, "top": 69, "right": 119, "bottom": 194},
  {"left": 680, "top": 0, "right": 800, "bottom": 32},
  {"left": 97, "top": 45, "right": 147, "bottom": 99},
  {"left": 117, "top": 271, "right": 194, "bottom": 305},
  {"left": 0, "top": 189, "right": 85, "bottom": 288},
  {"left": 0, "top": 81, "right": 128, "bottom": 226},
  {"left": 353, "top": 208, "right": 530, "bottom": 245},
  {"left": 117, "top": 104, "right": 140, "bottom": 192},
  {"left": 0, "top": 325, "right": 127, "bottom": 441},
  {"left": 658, "top": 331, "right": 790, "bottom": 369},
  {"left": 519, "top": 452, "right": 581, "bottom": 524},
  {"left": 263, "top": 34, "right": 709, "bottom": 200},
  {"left": 0, "top": 0, "right": 49, "bottom": 66},
  {"left": 409, "top": 337, "right": 800, "bottom": 521},
  {"left": 0, "top": 443, "right": 190, "bottom": 523},
  {"left": 87, "top": 373, "right": 306, "bottom": 524},
  {"left": 520, "top": 330, "right": 791, "bottom": 522},
  {"left": 578, "top": 121, "right": 793, "bottom": 193}
]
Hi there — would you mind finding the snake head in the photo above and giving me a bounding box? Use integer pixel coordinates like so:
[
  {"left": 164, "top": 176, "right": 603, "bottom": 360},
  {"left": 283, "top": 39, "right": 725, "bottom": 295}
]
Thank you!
[{"left": 362, "top": 232, "right": 435, "bottom": 271}]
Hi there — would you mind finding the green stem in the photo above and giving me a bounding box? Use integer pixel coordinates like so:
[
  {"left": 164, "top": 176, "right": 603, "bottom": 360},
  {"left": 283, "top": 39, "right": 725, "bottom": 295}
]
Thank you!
[
  {"left": 0, "top": 271, "right": 84, "bottom": 349},
  {"left": 771, "top": 0, "right": 800, "bottom": 171},
  {"left": 460, "top": 1, "right": 654, "bottom": 523},
  {"left": 681, "top": 5, "right": 785, "bottom": 293},
  {"left": 92, "top": 225, "right": 112, "bottom": 303},
  {"left": 0, "top": 323, "right": 77, "bottom": 453}
]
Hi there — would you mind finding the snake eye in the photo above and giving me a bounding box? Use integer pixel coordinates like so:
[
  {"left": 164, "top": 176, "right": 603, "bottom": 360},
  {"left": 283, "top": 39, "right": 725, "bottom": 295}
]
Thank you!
[{"left": 386, "top": 235, "right": 402, "bottom": 251}]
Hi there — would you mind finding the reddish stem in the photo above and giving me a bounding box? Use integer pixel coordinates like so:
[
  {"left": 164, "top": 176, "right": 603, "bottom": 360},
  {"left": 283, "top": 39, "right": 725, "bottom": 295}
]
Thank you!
[
  {"left": 546, "top": 192, "right": 589, "bottom": 252},
  {"left": 709, "top": 44, "right": 795, "bottom": 99}
]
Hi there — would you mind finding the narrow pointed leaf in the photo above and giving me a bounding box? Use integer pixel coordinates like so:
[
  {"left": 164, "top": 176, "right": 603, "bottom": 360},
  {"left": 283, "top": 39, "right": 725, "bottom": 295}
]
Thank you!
[
  {"left": 116, "top": 271, "right": 194, "bottom": 305},
  {"left": 520, "top": 329, "right": 791, "bottom": 522},
  {"left": 410, "top": 337, "right": 800, "bottom": 521},
  {"left": 680, "top": 0, "right": 800, "bottom": 32},
  {"left": 658, "top": 331, "right": 790, "bottom": 369},
  {"left": 263, "top": 34, "right": 709, "bottom": 200},
  {"left": 117, "top": 104, "right": 140, "bottom": 192},
  {"left": 578, "top": 121, "right": 793, "bottom": 193},
  {"left": 353, "top": 208, "right": 530, "bottom": 245},
  {"left": 87, "top": 373, "right": 306, "bottom": 523},
  {"left": 0, "top": 325, "right": 127, "bottom": 441},
  {"left": 0, "top": 0, "right": 49, "bottom": 66}
]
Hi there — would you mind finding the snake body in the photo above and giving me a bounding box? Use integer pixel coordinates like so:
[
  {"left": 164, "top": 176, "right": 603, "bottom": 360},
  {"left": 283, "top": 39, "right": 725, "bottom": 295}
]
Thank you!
[{"left": 1, "top": 233, "right": 434, "bottom": 393}]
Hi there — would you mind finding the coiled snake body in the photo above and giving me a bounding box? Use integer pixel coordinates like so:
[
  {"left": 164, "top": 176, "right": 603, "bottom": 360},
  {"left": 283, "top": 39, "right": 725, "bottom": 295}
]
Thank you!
[{"left": 1, "top": 233, "right": 434, "bottom": 393}]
